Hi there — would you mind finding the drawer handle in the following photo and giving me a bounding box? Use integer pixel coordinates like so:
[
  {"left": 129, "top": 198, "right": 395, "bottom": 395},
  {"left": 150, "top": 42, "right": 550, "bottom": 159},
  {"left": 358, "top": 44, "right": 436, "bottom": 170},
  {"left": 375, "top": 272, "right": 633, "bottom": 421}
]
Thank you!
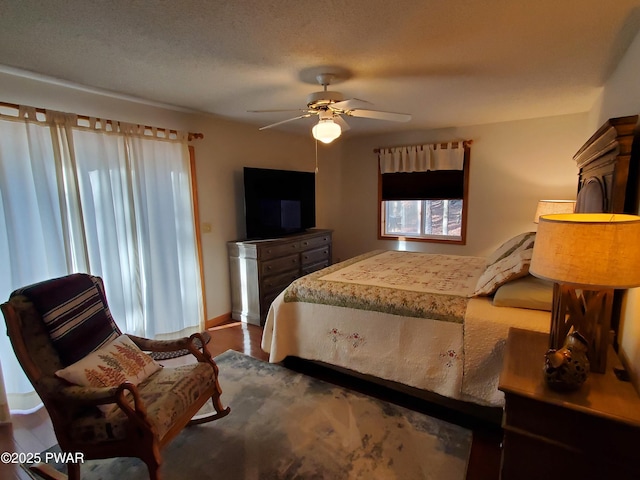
[
  {"left": 267, "top": 249, "right": 272, "bottom": 254},
  {"left": 267, "top": 266, "right": 272, "bottom": 270}
]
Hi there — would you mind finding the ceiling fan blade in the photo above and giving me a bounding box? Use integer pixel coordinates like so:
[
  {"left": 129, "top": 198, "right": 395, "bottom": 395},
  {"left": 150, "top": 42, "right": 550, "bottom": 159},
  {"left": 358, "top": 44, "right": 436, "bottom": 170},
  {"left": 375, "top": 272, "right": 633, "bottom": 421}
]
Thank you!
[
  {"left": 333, "top": 115, "right": 351, "bottom": 132},
  {"left": 259, "top": 114, "right": 313, "bottom": 130},
  {"left": 249, "top": 109, "right": 307, "bottom": 113},
  {"left": 346, "top": 109, "right": 412, "bottom": 122},
  {"left": 330, "top": 98, "right": 372, "bottom": 111}
]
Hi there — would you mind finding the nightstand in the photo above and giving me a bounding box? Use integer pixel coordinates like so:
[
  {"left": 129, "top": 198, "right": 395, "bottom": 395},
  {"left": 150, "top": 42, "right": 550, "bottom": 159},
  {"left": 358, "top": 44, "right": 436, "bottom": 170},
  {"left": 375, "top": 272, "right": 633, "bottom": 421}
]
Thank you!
[{"left": 498, "top": 327, "right": 640, "bottom": 480}]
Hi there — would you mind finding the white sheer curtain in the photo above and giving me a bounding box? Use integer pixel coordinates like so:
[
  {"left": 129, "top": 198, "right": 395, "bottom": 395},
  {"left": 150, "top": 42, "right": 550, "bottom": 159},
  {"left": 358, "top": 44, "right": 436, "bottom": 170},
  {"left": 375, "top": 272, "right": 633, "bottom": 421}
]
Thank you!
[
  {"left": 0, "top": 106, "right": 203, "bottom": 412},
  {"left": 0, "top": 109, "right": 70, "bottom": 412},
  {"left": 378, "top": 141, "right": 466, "bottom": 173}
]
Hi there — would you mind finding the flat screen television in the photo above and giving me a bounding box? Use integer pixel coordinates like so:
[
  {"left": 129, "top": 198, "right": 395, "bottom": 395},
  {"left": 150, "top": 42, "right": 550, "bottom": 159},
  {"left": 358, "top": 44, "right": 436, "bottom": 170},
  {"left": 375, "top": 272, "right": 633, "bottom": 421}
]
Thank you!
[{"left": 243, "top": 167, "right": 316, "bottom": 239}]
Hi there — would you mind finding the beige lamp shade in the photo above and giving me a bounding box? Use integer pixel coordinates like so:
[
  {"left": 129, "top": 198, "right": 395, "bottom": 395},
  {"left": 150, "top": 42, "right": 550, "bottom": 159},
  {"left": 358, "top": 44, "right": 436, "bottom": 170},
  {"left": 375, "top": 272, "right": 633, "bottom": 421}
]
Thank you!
[
  {"left": 530, "top": 213, "right": 640, "bottom": 288},
  {"left": 533, "top": 199, "right": 576, "bottom": 223}
]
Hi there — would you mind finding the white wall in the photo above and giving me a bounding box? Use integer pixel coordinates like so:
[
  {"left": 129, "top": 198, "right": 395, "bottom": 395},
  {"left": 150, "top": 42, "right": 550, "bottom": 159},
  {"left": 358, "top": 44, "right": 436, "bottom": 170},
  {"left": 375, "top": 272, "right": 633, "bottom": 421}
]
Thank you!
[
  {"left": 337, "top": 114, "right": 588, "bottom": 262},
  {"left": 189, "top": 117, "right": 342, "bottom": 319},
  {"left": 0, "top": 71, "right": 342, "bottom": 321},
  {"left": 589, "top": 27, "right": 640, "bottom": 388}
]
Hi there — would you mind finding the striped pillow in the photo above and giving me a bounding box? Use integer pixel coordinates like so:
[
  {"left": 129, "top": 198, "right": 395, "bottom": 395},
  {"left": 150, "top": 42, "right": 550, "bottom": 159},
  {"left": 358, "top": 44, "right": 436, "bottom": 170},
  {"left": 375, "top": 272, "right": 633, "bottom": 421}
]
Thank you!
[
  {"left": 12, "top": 274, "right": 121, "bottom": 366},
  {"left": 485, "top": 232, "right": 536, "bottom": 266},
  {"left": 474, "top": 240, "right": 535, "bottom": 297}
]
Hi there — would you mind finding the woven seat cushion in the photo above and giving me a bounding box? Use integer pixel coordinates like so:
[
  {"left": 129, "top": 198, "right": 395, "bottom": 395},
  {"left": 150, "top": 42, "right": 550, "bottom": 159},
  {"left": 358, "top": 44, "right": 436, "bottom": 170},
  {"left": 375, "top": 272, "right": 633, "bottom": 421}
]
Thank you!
[
  {"left": 11, "top": 274, "right": 120, "bottom": 365},
  {"left": 68, "top": 362, "right": 216, "bottom": 443}
]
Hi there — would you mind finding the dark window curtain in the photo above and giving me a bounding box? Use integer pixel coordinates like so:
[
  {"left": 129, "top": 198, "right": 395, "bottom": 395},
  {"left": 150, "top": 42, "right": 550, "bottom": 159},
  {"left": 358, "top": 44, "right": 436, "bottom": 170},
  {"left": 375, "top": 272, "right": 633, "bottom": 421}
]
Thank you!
[{"left": 381, "top": 170, "right": 465, "bottom": 200}]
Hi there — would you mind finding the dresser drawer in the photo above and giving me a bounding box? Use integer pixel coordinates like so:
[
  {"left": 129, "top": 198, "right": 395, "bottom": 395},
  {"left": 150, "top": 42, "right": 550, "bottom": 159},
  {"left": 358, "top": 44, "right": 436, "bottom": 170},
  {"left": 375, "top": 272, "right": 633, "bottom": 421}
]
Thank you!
[
  {"left": 261, "top": 254, "right": 299, "bottom": 276},
  {"left": 301, "top": 246, "right": 330, "bottom": 265},
  {"left": 261, "top": 290, "right": 282, "bottom": 317},
  {"left": 259, "top": 241, "right": 301, "bottom": 260},
  {"left": 261, "top": 270, "right": 299, "bottom": 294},
  {"left": 300, "top": 233, "right": 331, "bottom": 250},
  {"left": 302, "top": 259, "right": 330, "bottom": 275}
]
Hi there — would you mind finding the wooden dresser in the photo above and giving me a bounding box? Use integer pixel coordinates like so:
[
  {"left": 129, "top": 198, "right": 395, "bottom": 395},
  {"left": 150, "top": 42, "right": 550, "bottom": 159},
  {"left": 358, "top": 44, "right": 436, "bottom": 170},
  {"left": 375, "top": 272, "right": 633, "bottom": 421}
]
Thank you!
[
  {"left": 499, "top": 328, "right": 640, "bottom": 480},
  {"left": 227, "top": 229, "right": 332, "bottom": 326}
]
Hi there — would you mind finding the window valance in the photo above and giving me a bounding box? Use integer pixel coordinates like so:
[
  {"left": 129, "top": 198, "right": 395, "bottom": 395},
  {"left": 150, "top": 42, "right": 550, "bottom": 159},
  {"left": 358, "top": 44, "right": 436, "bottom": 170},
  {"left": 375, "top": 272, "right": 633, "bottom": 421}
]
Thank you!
[
  {"left": 377, "top": 141, "right": 468, "bottom": 173},
  {"left": 0, "top": 102, "right": 202, "bottom": 142}
]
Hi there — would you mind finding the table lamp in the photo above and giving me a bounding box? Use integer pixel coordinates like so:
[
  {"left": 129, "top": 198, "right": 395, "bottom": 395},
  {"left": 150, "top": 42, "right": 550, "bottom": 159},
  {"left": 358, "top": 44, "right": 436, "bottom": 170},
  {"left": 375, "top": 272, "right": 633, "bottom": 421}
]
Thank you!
[
  {"left": 533, "top": 200, "right": 576, "bottom": 223},
  {"left": 530, "top": 213, "right": 640, "bottom": 373}
]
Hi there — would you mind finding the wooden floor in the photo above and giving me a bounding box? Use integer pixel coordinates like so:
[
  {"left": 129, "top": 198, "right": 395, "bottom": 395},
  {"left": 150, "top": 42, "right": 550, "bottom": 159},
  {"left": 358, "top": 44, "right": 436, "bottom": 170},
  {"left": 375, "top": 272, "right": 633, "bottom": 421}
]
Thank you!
[{"left": 0, "top": 321, "right": 502, "bottom": 479}]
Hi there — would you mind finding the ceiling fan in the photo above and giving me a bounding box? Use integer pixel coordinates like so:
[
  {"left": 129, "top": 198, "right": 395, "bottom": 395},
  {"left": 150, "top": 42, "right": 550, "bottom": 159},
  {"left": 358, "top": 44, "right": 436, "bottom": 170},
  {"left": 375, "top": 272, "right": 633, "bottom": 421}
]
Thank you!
[{"left": 249, "top": 73, "right": 412, "bottom": 144}]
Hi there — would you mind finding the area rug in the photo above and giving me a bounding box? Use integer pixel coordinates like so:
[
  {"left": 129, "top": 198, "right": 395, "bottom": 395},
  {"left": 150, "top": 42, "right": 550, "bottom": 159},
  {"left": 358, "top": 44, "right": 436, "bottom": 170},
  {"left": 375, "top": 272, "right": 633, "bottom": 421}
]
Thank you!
[{"left": 26, "top": 350, "right": 472, "bottom": 479}]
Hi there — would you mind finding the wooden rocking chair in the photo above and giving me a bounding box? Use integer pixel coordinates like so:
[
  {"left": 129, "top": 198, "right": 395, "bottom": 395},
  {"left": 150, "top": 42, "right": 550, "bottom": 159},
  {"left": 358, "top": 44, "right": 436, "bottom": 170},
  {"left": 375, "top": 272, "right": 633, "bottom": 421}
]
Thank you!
[{"left": 1, "top": 273, "right": 230, "bottom": 480}]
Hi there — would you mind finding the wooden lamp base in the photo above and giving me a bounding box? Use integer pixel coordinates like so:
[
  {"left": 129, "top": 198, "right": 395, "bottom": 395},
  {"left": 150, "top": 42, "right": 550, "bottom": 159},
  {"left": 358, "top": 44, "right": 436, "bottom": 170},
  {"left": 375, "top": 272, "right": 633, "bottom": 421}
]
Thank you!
[{"left": 549, "top": 284, "right": 613, "bottom": 374}]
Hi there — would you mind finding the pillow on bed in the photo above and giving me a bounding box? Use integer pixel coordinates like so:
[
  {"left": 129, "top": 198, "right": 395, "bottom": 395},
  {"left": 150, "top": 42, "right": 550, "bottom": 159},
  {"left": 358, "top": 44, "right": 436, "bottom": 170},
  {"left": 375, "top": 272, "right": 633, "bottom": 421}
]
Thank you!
[
  {"left": 485, "top": 231, "right": 536, "bottom": 266},
  {"left": 492, "top": 275, "right": 554, "bottom": 311},
  {"left": 474, "top": 248, "right": 533, "bottom": 296}
]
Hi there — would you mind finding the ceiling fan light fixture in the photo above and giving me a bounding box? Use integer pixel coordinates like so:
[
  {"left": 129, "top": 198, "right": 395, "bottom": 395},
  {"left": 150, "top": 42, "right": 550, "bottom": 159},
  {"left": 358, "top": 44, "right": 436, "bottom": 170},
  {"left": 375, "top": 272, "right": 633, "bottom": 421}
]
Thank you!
[{"left": 312, "top": 118, "right": 341, "bottom": 144}]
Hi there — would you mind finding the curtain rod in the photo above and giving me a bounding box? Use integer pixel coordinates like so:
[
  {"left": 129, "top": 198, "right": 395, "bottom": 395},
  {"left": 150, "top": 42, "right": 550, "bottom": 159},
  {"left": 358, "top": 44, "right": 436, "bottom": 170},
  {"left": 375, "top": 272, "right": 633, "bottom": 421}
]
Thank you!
[
  {"left": 373, "top": 139, "right": 472, "bottom": 154},
  {"left": 0, "top": 101, "right": 204, "bottom": 141}
]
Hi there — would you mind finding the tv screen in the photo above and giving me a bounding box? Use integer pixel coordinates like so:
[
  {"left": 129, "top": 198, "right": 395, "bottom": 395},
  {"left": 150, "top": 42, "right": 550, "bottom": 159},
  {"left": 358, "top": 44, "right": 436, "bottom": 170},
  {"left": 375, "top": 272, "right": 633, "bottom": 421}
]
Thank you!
[{"left": 243, "top": 167, "right": 316, "bottom": 239}]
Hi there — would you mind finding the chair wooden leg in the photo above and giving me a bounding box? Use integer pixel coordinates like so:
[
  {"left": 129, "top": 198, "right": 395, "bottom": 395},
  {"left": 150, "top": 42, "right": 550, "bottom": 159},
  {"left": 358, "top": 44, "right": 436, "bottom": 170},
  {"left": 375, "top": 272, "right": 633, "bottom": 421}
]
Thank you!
[
  {"left": 142, "top": 443, "right": 162, "bottom": 480},
  {"left": 146, "top": 461, "right": 161, "bottom": 480},
  {"left": 211, "top": 382, "right": 231, "bottom": 415},
  {"left": 67, "top": 461, "right": 80, "bottom": 480},
  {"left": 188, "top": 395, "right": 230, "bottom": 426}
]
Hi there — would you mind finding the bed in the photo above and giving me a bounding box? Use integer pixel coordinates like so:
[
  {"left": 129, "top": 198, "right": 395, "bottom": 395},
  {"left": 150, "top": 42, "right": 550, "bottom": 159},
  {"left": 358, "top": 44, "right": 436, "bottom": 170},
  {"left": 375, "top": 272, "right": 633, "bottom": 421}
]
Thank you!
[
  {"left": 261, "top": 115, "right": 640, "bottom": 414},
  {"left": 261, "top": 240, "right": 550, "bottom": 410}
]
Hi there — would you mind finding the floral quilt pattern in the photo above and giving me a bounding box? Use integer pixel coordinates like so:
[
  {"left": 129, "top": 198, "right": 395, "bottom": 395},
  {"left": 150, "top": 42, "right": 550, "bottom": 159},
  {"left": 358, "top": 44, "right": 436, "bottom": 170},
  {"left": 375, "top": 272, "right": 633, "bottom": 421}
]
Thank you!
[
  {"left": 319, "top": 250, "right": 485, "bottom": 296},
  {"left": 284, "top": 251, "right": 486, "bottom": 324}
]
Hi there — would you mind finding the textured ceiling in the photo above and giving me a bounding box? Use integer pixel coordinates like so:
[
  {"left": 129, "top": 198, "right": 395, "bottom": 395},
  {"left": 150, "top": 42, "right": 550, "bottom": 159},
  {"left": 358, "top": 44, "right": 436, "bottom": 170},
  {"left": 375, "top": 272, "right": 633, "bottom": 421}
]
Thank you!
[{"left": 1, "top": 0, "right": 640, "bottom": 137}]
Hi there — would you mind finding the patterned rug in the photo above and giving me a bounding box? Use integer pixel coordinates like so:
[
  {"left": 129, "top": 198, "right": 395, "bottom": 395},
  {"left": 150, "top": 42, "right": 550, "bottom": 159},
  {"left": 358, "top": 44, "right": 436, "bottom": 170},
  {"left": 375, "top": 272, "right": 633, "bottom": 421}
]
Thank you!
[{"left": 25, "top": 350, "right": 472, "bottom": 479}]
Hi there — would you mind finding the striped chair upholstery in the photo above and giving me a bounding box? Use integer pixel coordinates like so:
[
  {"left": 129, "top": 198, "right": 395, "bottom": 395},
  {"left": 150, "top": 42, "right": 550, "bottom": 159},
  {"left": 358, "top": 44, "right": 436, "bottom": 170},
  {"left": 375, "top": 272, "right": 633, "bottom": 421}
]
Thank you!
[{"left": 11, "top": 274, "right": 120, "bottom": 366}]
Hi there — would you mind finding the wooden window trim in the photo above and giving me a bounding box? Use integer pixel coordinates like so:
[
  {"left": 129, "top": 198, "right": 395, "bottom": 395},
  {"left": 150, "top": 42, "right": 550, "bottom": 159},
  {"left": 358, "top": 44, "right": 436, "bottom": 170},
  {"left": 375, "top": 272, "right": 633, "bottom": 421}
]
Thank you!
[
  {"left": 189, "top": 145, "right": 208, "bottom": 319},
  {"left": 377, "top": 146, "right": 470, "bottom": 244}
]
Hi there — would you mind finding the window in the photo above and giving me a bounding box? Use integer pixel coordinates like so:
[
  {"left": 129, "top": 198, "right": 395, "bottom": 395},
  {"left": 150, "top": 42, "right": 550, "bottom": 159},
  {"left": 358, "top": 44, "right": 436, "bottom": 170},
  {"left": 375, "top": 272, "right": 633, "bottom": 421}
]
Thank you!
[
  {"left": 384, "top": 199, "right": 463, "bottom": 239},
  {"left": 378, "top": 142, "right": 470, "bottom": 244},
  {"left": 0, "top": 104, "right": 205, "bottom": 412}
]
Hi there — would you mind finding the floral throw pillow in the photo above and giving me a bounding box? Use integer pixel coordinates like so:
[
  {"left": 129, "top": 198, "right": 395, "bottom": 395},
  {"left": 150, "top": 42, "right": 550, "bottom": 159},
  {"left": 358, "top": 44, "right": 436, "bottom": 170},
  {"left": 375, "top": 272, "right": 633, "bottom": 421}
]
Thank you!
[{"left": 55, "top": 334, "right": 162, "bottom": 412}]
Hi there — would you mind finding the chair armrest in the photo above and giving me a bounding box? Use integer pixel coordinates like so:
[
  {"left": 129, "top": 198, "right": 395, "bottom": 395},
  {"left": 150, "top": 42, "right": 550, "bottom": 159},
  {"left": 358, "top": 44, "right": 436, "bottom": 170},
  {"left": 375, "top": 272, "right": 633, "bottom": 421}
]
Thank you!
[
  {"left": 57, "top": 384, "right": 121, "bottom": 406},
  {"left": 127, "top": 334, "right": 191, "bottom": 352},
  {"left": 37, "top": 376, "right": 121, "bottom": 407},
  {"left": 47, "top": 378, "right": 154, "bottom": 430},
  {"left": 128, "top": 332, "right": 215, "bottom": 364}
]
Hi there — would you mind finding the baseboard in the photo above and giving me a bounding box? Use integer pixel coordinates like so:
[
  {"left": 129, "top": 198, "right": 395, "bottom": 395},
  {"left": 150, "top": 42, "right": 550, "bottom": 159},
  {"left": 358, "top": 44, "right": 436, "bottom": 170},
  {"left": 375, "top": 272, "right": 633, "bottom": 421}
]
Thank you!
[{"left": 205, "top": 312, "right": 232, "bottom": 330}]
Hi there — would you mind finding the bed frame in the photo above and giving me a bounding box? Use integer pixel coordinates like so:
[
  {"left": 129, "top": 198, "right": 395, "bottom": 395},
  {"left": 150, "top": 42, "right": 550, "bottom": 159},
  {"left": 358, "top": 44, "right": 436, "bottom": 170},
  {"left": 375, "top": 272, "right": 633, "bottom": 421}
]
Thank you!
[
  {"left": 574, "top": 115, "right": 639, "bottom": 214},
  {"left": 552, "top": 115, "right": 640, "bottom": 362}
]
